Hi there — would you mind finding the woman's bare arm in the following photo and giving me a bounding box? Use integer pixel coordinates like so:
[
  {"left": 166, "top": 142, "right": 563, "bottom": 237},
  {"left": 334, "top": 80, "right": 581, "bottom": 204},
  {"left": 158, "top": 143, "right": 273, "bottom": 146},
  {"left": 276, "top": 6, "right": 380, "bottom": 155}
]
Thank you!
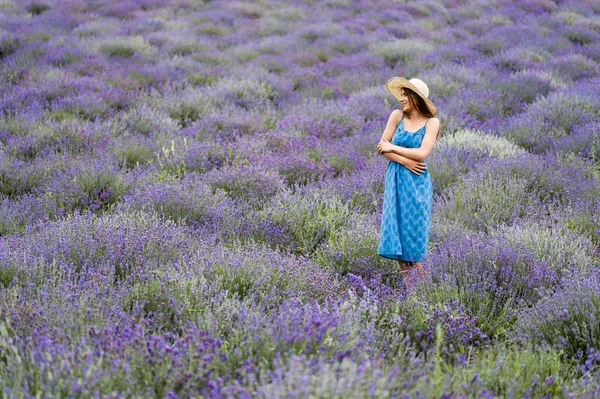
[
  {"left": 379, "top": 109, "right": 426, "bottom": 162},
  {"left": 383, "top": 152, "right": 408, "bottom": 164},
  {"left": 380, "top": 109, "right": 403, "bottom": 142},
  {"left": 387, "top": 118, "right": 440, "bottom": 161},
  {"left": 382, "top": 150, "right": 427, "bottom": 175}
]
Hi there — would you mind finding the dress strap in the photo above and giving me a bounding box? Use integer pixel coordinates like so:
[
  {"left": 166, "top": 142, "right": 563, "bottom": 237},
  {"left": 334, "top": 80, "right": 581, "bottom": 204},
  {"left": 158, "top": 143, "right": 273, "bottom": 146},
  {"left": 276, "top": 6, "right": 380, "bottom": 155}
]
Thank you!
[{"left": 396, "top": 114, "right": 405, "bottom": 130}]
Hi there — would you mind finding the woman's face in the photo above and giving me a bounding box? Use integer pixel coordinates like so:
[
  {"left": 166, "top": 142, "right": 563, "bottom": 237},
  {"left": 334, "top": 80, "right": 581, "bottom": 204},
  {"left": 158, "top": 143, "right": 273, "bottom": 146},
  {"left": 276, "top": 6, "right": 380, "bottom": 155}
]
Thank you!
[{"left": 398, "top": 90, "right": 411, "bottom": 112}]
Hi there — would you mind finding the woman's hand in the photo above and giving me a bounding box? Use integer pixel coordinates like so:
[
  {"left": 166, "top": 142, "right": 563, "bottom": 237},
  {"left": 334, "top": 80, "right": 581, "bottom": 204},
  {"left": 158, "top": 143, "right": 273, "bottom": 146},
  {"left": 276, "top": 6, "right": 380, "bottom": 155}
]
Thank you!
[
  {"left": 378, "top": 138, "right": 427, "bottom": 175},
  {"left": 402, "top": 158, "right": 427, "bottom": 175},
  {"left": 377, "top": 139, "right": 394, "bottom": 155}
]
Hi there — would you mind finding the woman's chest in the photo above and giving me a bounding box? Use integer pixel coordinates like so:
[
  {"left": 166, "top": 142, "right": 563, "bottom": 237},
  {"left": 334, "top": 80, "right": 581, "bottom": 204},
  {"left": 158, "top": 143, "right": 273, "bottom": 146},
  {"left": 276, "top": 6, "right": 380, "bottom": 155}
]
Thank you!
[{"left": 391, "top": 129, "right": 425, "bottom": 148}]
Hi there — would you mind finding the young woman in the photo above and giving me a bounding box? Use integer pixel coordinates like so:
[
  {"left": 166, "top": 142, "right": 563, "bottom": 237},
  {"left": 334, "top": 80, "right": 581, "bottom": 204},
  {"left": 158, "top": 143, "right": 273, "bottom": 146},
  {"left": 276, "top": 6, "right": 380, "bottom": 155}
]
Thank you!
[{"left": 376, "top": 77, "right": 440, "bottom": 289}]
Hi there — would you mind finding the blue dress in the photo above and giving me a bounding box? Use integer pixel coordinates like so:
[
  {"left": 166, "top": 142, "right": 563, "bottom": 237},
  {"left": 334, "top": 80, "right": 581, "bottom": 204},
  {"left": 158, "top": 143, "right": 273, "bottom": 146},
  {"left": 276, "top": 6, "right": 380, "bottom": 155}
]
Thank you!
[{"left": 378, "top": 115, "right": 433, "bottom": 262}]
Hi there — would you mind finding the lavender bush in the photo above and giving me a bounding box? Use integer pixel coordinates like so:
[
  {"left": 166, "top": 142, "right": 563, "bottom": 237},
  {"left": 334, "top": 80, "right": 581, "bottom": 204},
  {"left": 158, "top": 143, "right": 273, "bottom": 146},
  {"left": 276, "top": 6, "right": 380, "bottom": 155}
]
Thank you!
[
  {"left": 244, "top": 188, "right": 353, "bottom": 256},
  {"left": 493, "top": 222, "right": 598, "bottom": 278},
  {"left": 121, "top": 173, "right": 240, "bottom": 232},
  {"left": 427, "top": 129, "right": 525, "bottom": 193},
  {"left": 420, "top": 232, "right": 558, "bottom": 339},
  {"left": 561, "top": 198, "right": 600, "bottom": 248},
  {"left": 437, "top": 151, "right": 599, "bottom": 232},
  {"left": 501, "top": 83, "right": 600, "bottom": 154},
  {"left": 514, "top": 272, "right": 600, "bottom": 366}
]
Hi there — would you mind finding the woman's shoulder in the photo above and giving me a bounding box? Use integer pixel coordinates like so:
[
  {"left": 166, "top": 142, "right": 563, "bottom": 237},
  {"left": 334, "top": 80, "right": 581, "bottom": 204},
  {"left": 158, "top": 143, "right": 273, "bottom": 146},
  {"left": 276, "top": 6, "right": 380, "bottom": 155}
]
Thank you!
[
  {"left": 426, "top": 117, "right": 441, "bottom": 139},
  {"left": 389, "top": 108, "right": 404, "bottom": 122},
  {"left": 427, "top": 117, "right": 440, "bottom": 126}
]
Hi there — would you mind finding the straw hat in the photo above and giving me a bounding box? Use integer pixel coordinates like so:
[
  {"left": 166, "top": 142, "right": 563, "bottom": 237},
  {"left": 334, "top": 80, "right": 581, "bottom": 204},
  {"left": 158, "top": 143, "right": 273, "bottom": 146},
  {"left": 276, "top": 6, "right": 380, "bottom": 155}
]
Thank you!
[{"left": 385, "top": 77, "right": 437, "bottom": 117}]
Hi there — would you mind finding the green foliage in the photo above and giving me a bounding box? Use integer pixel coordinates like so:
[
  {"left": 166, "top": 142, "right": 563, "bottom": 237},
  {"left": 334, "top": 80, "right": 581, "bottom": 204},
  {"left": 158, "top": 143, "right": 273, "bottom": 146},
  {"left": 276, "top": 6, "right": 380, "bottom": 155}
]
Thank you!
[
  {"left": 75, "top": 169, "right": 130, "bottom": 211},
  {"left": 369, "top": 39, "right": 433, "bottom": 69},
  {"left": 280, "top": 193, "right": 350, "bottom": 255},
  {"left": 562, "top": 209, "right": 600, "bottom": 248},
  {"left": 253, "top": 190, "right": 353, "bottom": 256},
  {"left": 347, "top": 183, "right": 384, "bottom": 215},
  {"left": 0, "top": 160, "right": 44, "bottom": 198},
  {"left": 99, "top": 36, "right": 152, "bottom": 59},
  {"left": 302, "top": 31, "right": 320, "bottom": 43},
  {"left": 259, "top": 58, "right": 286, "bottom": 74},
  {"left": 127, "top": 70, "right": 157, "bottom": 89},
  {"left": 551, "top": 54, "right": 598, "bottom": 81},
  {"left": 163, "top": 88, "right": 212, "bottom": 127},
  {"left": 563, "top": 27, "right": 598, "bottom": 45},
  {"left": 116, "top": 103, "right": 179, "bottom": 137},
  {"left": 114, "top": 140, "right": 155, "bottom": 169},
  {"left": 122, "top": 277, "right": 176, "bottom": 327},
  {"left": 0, "top": 34, "right": 18, "bottom": 59},
  {"left": 168, "top": 42, "right": 203, "bottom": 57},
  {"left": 101, "top": 43, "right": 135, "bottom": 58},
  {"left": 0, "top": 266, "right": 16, "bottom": 289},
  {"left": 311, "top": 47, "right": 329, "bottom": 62},
  {"left": 26, "top": 2, "right": 50, "bottom": 15},
  {"left": 426, "top": 344, "right": 573, "bottom": 398},
  {"left": 186, "top": 72, "right": 219, "bottom": 86},
  {"left": 315, "top": 213, "right": 382, "bottom": 275},
  {"left": 195, "top": 24, "right": 224, "bottom": 37},
  {"left": 168, "top": 102, "right": 202, "bottom": 127},
  {"left": 327, "top": 153, "right": 356, "bottom": 177},
  {"left": 121, "top": 273, "right": 210, "bottom": 332},
  {"left": 416, "top": 281, "right": 516, "bottom": 340},
  {"left": 49, "top": 51, "right": 80, "bottom": 67},
  {"left": 192, "top": 52, "right": 227, "bottom": 66}
]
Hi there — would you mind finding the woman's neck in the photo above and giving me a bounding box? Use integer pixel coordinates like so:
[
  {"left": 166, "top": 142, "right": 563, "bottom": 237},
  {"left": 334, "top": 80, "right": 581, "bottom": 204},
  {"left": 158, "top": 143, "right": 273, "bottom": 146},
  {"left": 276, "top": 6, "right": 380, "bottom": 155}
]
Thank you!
[{"left": 403, "top": 109, "right": 426, "bottom": 122}]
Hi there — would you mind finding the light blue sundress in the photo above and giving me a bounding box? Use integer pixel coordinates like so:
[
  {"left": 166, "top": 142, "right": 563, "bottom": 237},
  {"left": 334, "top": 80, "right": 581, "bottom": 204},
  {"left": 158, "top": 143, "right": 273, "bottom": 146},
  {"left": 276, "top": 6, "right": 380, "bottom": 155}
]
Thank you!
[{"left": 378, "top": 115, "right": 433, "bottom": 262}]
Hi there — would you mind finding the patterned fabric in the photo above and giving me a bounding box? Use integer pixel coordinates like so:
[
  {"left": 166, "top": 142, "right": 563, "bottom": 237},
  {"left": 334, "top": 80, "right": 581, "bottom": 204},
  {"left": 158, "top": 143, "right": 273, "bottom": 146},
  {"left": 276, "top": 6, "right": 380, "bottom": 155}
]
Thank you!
[{"left": 378, "top": 115, "right": 433, "bottom": 262}]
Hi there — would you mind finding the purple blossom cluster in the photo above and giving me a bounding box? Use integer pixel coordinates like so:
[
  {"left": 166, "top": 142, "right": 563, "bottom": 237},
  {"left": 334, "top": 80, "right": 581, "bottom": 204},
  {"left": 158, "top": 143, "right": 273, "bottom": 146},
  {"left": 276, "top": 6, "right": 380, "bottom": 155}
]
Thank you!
[
  {"left": 1, "top": 0, "right": 599, "bottom": 396},
  {"left": 421, "top": 300, "right": 489, "bottom": 357}
]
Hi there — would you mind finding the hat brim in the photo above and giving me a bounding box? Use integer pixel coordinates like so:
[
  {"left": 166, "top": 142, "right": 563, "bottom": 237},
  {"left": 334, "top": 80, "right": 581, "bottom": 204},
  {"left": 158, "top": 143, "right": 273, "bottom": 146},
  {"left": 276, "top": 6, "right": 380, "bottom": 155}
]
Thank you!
[{"left": 385, "top": 77, "right": 437, "bottom": 117}]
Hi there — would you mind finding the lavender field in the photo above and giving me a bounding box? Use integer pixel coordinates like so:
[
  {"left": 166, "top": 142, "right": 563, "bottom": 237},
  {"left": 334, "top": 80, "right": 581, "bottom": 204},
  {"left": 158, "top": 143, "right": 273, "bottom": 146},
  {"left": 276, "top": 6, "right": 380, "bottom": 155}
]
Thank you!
[{"left": 1, "top": 0, "right": 600, "bottom": 397}]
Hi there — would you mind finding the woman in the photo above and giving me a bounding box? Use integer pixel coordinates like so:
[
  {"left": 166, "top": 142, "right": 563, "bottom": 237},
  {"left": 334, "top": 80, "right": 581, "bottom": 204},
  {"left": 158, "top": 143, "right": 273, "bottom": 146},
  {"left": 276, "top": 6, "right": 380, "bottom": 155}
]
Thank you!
[{"left": 376, "top": 77, "right": 439, "bottom": 289}]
